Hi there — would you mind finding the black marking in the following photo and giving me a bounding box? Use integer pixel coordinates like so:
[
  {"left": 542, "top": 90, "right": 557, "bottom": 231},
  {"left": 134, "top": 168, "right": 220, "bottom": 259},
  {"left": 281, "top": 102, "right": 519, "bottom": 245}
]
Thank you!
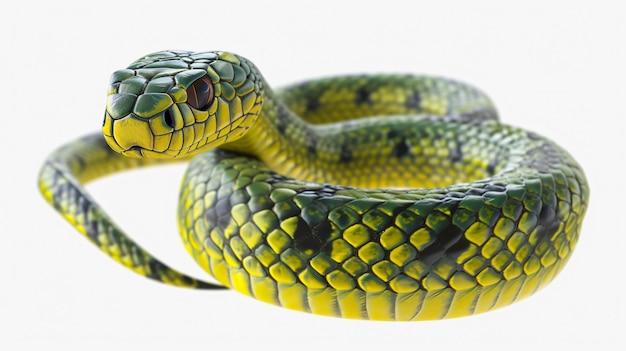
[
  {"left": 354, "top": 88, "right": 371, "bottom": 104},
  {"left": 439, "top": 224, "right": 464, "bottom": 250},
  {"left": 387, "top": 130, "right": 400, "bottom": 139},
  {"left": 339, "top": 146, "right": 352, "bottom": 162},
  {"left": 484, "top": 184, "right": 506, "bottom": 193},
  {"left": 305, "top": 97, "right": 320, "bottom": 112},
  {"left": 148, "top": 260, "right": 165, "bottom": 280},
  {"left": 419, "top": 242, "right": 446, "bottom": 267},
  {"left": 86, "top": 216, "right": 100, "bottom": 245},
  {"left": 292, "top": 216, "right": 332, "bottom": 254},
  {"left": 535, "top": 204, "right": 560, "bottom": 243},
  {"left": 486, "top": 157, "right": 499, "bottom": 175},
  {"left": 539, "top": 204, "right": 556, "bottom": 224},
  {"left": 392, "top": 139, "right": 410, "bottom": 157},
  {"left": 450, "top": 142, "right": 463, "bottom": 162},
  {"left": 275, "top": 108, "right": 290, "bottom": 134},
  {"left": 388, "top": 130, "right": 411, "bottom": 158},
  {"left": 405, "top": 91, "right": 421, "bottom": 110},
  {"left": 276, "top": 120, "right": 286, "bottom": 134},
  {"left": 215, "top": 197, "right": 232, "bottom": 228},
  {"left": 205, "top": 208, "right": 218, "bottom": 225},
  {"left": 446, "top": 237, "right": 471, "bottom": 262},
  {"left": 305, "top": 132, "right": 317, "bottom": 154}
]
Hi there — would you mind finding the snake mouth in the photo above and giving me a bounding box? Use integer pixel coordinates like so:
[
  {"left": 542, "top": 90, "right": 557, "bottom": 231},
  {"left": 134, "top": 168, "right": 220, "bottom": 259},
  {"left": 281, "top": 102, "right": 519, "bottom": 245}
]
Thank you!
[{"left": 123, "top": 145, "right": 144, "bottom": 157}]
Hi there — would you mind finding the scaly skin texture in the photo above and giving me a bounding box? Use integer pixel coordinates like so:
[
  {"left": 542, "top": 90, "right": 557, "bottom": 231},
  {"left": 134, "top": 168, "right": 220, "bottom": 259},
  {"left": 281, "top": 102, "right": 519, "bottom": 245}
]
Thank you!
[{"left": 38, "top": 50, "right": 589, "bottom": 320}]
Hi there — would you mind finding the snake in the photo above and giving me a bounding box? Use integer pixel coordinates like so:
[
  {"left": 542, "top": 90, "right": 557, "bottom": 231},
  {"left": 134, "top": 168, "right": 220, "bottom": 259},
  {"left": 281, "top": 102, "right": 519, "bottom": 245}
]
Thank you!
[{"left": 38, "top": 50, "right": 589, "bottom": 321}]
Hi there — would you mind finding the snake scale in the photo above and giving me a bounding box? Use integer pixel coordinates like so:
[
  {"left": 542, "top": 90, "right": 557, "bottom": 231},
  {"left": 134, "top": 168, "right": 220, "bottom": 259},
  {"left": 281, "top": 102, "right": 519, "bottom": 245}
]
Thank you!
[{"left": 38, "top": 50, "right": 589, "bottom": 320}]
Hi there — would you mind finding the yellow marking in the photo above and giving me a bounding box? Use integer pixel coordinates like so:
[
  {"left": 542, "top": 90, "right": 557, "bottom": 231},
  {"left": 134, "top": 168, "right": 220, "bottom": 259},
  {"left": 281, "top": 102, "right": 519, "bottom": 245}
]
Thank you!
[
  {"left": 326, "top": 270, "right": 355, "bottom": 290},
  {"left": 268, "top": 262, "right": 297, "bottom": 284},
  {"left": 541, "top": 249, "right": 558, "bottom": 268},
  {"left": 463, "top": 256, "right": 486, "bottom": 276},
  {"left": 357, "top": 273, "right": 386, "bottom": 292},
  {"left": 371, "top": 260, "right": 399, "bottom": 282},
  {"left": 482, "top": 237, "right": 504, "bottom": 259},
  {"left": 366, "top": 291, "right": 395, "bottom": 321},
  {"left": 491, "top": 251, "right": 512, "bottom": 272},
  {"left": 403, "top": 260, "right": 429, "bottom": 281},
  {"left": 215, "top": 98, "right": 231, "bottom": 131},
  {"left": 252, "top": 209, "right": 277, "bottom": 233},
  {"left": 397, "top": 291, "right": 425, "bottom": 321},
  {"left": 242, "top": 256, "right": 266, "bottom": 277},
  {"left": 231, "top": 204, "right": 250, "bottom": 226},
  {"left": 298, "top": 267, "right": 327, "bottom": 289},
  {"left": 102, "top": 116, "right": 113, "bottom": 136},
  {"left": 278, "top": 283, "right": 308, "bottom": 312},
  {"left": 202, "top": 237, "right": 222, "bottom": 259},
  {"left": 170, "top": 130, "right": 183, "bottom": 150},
  {"left": 449, "top": 271, "right": 477, "bottom": 291},
  {"left": 409, "top": 228, "right": 433, "bottom": 250},
  {"left": 239, "top": 222, "right": 263, "bottom": 249},
  {"left": 379, "top": 226, "right": 405, "bottom": 250},
  {"left": 255, "top": 246, "right": 277, "bottom": 267},
  {"left": 342, "top": 224, "right": 371, "bottom": 248},
  {"left": 169, "top": 87, "right": 187, "bottom": 102},
  {"left": 310, "top": 254, "right": 336, "bottom": 275},
  {"left": 389, "top": 274, "right": 419, "bottom": 293},
  {"left": 432, "top": 259, "right": 456, "bottom": 280},
  {"left": 112, "top": 116, "right": 153, "bottom": 150},
  {"left": 476, "top": 267, "right": 501, "bottom": 287},
  {"left": 182, "top": 126, "right": 194, "bottom": 149},
  {"left": 447, "top": 287, "right": 480, "bottom": 318},
  {"left": 222, "top": 245, "right": 240, "bottom": 268},
  {"left": 494, "top": 217, "right": 515, "bottom": 240},
  {"left": 308, "top": 288, "right": 338, "bottom": 317},
  {"left": 503, "top": 261, "right": 523, "bottom": 280},
  {"left": 250, "top": 276, "right": 279, "bottom": 305},
  {"left": 336, "top": 290, "right": 366, "bottom": 319},
  {"left": 465, "top": 222, "right": 490, "bottom": 246},
  {"left": 415, "top": 290, "right": 453, "bottom": 320},
  {"left": 515, "top": 271, "right": 541, "bottom": 302},
  {"left": 230, "top": 269, "right": 252, "bottom": 296},
  {"left": 474, "top": 282, "right": 503, "bottom": 314},
  {"left": 209, "top": 258, "right": 231, "bottom": 287},
  {"left": 280, "top": 217, "right": 299, "bottom": 238},
  {"left": 328, "top": 239, "right": 353, "bottom": 263},
  {"left": 153, "top": 134, "right": 172, "bottom": 152},
  {"left": 280, "top": 248, "right": 306, "bottom": 272},
  {"left": 266, "top": 229, "right": 291, "bottom": 253},
  {"left": 492, "top": 277, "right": 524, "bottom": 310},
  {"left": 389, "top": 243, "right": 417, "bottom": 266}
]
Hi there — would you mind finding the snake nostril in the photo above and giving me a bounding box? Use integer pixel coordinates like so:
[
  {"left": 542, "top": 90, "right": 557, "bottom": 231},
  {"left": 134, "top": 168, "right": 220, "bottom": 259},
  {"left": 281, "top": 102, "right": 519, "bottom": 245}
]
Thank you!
[{"left": 163, "top": 110, "right": 174, "bottom": 128}]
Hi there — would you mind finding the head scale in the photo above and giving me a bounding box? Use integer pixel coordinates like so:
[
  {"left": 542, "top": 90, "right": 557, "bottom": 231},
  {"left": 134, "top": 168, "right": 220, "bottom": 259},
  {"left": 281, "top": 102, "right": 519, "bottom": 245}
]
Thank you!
[{"left": 102, "top": 50, "right": 263, "bottom": 158}]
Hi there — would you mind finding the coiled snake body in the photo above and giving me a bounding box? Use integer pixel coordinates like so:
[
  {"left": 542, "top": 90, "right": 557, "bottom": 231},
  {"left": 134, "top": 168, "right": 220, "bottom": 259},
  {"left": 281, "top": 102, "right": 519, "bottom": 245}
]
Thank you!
[{"left": 39, "top": 51, "right": 589, "bottom": 320}]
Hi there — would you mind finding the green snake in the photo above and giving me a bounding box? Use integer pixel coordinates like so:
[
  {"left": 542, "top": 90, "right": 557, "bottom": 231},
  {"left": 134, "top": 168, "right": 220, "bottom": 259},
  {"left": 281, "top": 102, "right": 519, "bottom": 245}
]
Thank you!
[{"left": 38, "top": 50, "right": 589, "bottom": 320}]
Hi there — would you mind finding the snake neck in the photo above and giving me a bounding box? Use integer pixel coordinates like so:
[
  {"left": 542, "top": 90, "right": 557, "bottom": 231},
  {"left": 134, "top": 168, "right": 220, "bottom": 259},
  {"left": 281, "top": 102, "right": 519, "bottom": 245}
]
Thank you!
[
  {"left": 222, "top": 86, "right": 317, "bottom": 180},
  {"left": 221, "top": 73, "right": 504, "bottom": 189}
]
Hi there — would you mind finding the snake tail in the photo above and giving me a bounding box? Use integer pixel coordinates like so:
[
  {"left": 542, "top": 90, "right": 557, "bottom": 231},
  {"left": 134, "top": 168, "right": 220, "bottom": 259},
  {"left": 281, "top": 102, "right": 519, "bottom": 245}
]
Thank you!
[{"left": 38, "top": 134, "right": 224, "bottom": 289}]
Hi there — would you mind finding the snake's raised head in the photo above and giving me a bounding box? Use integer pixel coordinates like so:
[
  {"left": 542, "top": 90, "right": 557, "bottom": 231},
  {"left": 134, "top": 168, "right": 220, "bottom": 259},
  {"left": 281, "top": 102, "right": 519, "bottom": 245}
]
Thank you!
[{"left": 103, "top": 50, "right": 264, "bottom": 158}]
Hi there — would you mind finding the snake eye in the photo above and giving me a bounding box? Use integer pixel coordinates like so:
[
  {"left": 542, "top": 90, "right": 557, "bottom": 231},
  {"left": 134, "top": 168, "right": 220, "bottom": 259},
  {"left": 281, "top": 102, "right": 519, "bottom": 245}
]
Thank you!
[{"left": 186, "top": 75, "right": 214, "bottom": 110}]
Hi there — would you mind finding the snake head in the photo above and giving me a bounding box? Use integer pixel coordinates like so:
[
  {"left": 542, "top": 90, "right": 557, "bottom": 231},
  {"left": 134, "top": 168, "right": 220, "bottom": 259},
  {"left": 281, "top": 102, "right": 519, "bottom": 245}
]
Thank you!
[{"left": 102, "top": 50, "right": 264, "bottom": 158}]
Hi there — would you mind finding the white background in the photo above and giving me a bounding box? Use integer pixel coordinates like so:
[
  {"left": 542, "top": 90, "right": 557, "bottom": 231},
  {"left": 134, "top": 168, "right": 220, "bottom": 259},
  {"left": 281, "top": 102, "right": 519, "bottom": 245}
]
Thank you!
[{"left": 2, "top": 0, "right": 624, "bottom": 349}]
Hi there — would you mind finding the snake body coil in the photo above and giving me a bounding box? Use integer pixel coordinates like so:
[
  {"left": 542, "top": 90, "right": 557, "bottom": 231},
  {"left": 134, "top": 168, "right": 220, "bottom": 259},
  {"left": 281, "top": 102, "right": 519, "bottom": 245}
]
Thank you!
[{"left": 39, "top": 51, "right": 589, "bottom": 320}]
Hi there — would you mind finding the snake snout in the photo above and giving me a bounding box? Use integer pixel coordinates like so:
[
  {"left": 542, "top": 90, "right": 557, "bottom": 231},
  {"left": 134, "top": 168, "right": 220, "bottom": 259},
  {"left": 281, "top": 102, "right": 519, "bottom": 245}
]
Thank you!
[{"left": 102, "top": 111, "right": 156, "bottom": 157}]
